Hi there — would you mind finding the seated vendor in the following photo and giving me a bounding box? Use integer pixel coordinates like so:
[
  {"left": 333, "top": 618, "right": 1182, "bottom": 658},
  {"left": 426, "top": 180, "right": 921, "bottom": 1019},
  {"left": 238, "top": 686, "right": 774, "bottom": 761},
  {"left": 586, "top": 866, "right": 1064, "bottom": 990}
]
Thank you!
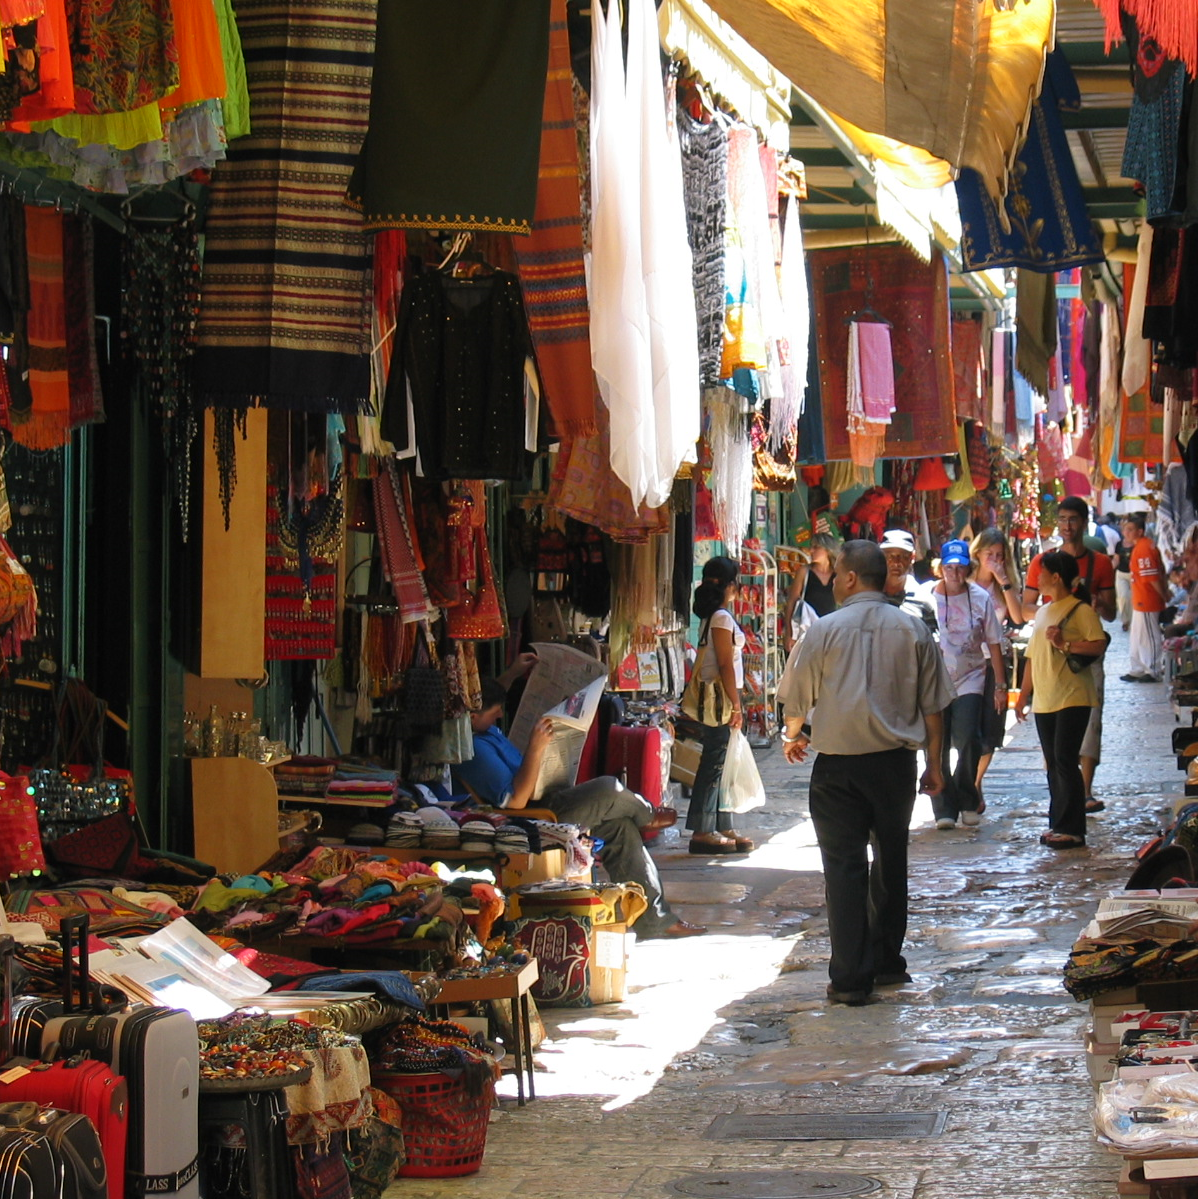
[{"left": 453, "top": 679, "right": 704, "bottom": 939}]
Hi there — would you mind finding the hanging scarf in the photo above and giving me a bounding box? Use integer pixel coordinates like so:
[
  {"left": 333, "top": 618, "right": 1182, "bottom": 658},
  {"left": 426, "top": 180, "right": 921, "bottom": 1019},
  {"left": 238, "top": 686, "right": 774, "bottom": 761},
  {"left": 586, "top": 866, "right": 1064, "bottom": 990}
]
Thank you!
[
  {"left": 772, "top": 193, "right": 809, "bottom": 449},
  {"left": 62, "top": 215, "right": 102, "bottom": 433},
  {"left": 512, "top": 0, "right": 595, "bottom": 437},
  {"left": 373, "top": 461, "right": 430, "bottom": 623},
  {"left": 707, "top": 395, "right": 752, "bottom": 556},
  {"left": 13, "top": 206, "right": 69, "bottom": 450}
]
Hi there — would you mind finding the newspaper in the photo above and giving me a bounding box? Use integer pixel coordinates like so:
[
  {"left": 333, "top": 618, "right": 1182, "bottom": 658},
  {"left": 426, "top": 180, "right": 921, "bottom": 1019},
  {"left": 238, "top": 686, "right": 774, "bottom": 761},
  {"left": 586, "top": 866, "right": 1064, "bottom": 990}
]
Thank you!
[
  {"left": 528, "top": 676, "right": 607, "bottom": 800},
  {"left": 508, "top": 641, "right": 607, "bottom": 752}
]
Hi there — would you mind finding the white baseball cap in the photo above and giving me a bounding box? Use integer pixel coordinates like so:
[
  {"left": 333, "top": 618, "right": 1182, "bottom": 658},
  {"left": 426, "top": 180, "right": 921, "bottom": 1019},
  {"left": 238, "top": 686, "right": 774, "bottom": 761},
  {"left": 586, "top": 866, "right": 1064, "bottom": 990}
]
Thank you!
[{"left": 879, "top": 530, "right": 916, "bottom": 554}]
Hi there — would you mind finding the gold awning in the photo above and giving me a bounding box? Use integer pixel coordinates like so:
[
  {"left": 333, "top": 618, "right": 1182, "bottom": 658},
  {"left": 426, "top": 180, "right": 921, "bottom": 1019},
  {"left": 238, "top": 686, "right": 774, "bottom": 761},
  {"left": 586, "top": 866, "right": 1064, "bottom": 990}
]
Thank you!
[{"left": 704, "top": 0, "right": 1055, "bottom": 200}]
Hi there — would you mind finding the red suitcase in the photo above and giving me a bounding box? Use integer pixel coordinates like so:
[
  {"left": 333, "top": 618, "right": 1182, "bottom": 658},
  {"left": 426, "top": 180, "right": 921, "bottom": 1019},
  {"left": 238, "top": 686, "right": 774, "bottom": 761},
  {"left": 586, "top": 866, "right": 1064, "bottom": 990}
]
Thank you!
[
  {"left": 605, "top": 726, "right": 664, "bottom": 832},
  {"left": 0, "top": 933, "right": 128, "bottom": 1199}
]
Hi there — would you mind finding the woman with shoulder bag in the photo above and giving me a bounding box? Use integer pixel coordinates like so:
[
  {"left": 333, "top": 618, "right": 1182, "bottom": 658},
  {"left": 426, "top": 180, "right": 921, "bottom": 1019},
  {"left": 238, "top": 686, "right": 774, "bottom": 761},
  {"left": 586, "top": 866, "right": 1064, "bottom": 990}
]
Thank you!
[
  {"left": 1013, "top": 551, "right": 1108, "bottom": 850},
  {"left": 681, "top": 556, "right": 753, "bottom": 854}
]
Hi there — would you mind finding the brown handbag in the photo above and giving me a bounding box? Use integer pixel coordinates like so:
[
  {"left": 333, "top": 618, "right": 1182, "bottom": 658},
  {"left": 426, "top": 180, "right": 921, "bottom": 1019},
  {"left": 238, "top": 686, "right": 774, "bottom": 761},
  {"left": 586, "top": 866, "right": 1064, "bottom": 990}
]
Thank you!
[{"left": 445, "top": 527, "right": 506, "bottom": 641}]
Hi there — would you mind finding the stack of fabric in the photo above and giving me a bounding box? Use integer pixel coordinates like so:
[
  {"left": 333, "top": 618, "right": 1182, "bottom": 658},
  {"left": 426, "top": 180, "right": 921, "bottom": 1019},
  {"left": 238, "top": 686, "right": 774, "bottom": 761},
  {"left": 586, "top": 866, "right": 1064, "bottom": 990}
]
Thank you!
[
  {"left": 273, "top": 756, "right": 337, "bottom": 798},
  {"left": 325, "top": 765, "right": 398, "bottom": 807}
]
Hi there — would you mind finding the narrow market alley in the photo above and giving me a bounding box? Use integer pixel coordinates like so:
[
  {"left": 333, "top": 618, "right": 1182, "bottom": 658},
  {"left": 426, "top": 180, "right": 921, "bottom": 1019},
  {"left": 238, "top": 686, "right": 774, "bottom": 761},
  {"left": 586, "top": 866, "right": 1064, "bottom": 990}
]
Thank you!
[{"left": 394, "top": 628, "right": 1178, "bottom": 1199}]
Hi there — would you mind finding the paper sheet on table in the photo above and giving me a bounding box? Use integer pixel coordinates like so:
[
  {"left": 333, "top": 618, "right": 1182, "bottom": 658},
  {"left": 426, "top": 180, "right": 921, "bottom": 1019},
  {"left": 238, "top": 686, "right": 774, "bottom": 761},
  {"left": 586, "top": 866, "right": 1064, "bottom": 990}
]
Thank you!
[{"left": 509, "top": 641, "right": 607, "bottom": 752}]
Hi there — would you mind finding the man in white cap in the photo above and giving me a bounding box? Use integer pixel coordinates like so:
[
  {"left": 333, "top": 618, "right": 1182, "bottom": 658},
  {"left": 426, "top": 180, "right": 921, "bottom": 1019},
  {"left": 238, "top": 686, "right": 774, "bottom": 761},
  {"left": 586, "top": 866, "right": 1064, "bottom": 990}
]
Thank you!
[{"left": 880, "top": 529, "right": 938, "bottom": 637}]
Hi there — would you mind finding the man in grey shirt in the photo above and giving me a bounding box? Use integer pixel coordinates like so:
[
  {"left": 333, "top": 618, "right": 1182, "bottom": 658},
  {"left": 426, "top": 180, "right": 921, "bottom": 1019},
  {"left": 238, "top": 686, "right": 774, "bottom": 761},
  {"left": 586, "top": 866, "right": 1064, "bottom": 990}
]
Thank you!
[{"left": 779, "top": 540, "right": 955, "bottom": 1006}]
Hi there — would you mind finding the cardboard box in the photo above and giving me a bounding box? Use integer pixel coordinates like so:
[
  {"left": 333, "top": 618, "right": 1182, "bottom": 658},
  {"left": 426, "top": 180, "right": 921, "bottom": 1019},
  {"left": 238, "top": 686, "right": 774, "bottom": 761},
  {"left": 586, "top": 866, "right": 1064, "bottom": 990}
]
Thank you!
[
  {"left": 590, "top": 922, "right": 629, "bottom": 1004},
  {"left": 670, "top": 738, "right": 703, "bottom": 787},
  {"left": 498, "top": 849, "right": 567, "bottom": 889}
]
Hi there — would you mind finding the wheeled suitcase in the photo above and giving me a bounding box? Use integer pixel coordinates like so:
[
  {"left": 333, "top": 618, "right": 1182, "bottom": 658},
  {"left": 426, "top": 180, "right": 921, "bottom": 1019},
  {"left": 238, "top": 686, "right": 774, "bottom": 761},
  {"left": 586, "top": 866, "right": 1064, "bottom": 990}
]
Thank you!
[
  {"left": 8, "top": 912, "right": 96, "bottom": 1059},
  {"left": 606, "top": 725, "right": 664, "bottom": 811},
  {"left": 44, "top": 1008, "right": 200, "bottom": 1199},
  {"left": 0, "top": 1100, "right": 107, "bottom": 1199},
  {"left": 0, "top": 1105, "right": 62, "bottom": 1199}
]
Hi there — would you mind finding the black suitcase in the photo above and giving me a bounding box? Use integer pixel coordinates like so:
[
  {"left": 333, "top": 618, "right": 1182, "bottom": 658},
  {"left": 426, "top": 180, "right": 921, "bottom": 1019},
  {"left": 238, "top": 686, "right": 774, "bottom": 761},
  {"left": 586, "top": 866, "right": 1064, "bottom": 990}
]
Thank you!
[
  {"left": 0, "top": 1100, "right": 107, "bottom": 1199},
  {"left": 0, "top": 1112, "right": 61, "bottom": 1199}
]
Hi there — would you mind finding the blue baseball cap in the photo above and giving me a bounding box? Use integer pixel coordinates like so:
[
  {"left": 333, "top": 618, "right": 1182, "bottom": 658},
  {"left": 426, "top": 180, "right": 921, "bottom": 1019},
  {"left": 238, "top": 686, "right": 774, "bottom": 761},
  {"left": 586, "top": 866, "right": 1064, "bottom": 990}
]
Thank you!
[{"left": 940, "top": 539, "right": 971, "bottom": 567}]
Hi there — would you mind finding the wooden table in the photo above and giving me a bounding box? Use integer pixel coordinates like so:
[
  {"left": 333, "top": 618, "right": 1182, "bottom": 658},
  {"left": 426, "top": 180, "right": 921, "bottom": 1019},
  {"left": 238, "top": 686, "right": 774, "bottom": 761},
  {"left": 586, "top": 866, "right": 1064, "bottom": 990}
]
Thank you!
[{"left": 418, "top": 959, "right": 540, "bottom": 1106}]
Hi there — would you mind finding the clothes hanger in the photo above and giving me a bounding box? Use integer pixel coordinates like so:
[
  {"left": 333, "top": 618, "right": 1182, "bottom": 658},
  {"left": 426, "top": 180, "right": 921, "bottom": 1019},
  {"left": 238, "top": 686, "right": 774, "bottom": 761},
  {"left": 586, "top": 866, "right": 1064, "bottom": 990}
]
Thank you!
[{"left": 120, "top": 187, "right": 196, "bottom": 226}]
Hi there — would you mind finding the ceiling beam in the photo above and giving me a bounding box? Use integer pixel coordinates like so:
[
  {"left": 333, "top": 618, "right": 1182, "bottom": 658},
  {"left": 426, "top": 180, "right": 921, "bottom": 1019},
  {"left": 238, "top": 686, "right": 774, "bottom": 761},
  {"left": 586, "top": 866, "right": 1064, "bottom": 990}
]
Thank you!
[
  {"left": 1060, "top": 41, "right": 1129, "bottom": 66},
  {"left": 1060, "top": 106, "right": 1131, "bottom": 129}
]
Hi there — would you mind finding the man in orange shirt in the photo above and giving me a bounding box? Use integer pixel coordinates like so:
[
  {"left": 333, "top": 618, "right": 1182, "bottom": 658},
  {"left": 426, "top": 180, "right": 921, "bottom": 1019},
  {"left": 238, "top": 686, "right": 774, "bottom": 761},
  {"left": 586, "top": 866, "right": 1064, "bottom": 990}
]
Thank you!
[{"left": 1122, "top": 512, "right": 1169, "bottom": 683}]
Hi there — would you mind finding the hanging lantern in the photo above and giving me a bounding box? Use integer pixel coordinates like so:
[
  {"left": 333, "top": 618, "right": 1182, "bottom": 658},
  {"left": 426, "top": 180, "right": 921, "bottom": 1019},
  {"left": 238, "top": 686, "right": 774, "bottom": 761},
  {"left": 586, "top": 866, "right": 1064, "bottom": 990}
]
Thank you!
[{"left": 913, "top": 457, "right": 952, "bottom": 490}]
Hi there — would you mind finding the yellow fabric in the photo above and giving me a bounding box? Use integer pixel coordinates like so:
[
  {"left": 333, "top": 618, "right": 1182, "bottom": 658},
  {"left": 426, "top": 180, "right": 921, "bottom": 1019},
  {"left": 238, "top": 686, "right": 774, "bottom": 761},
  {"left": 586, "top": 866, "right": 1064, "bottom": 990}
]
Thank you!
[
  {"left": 705, "top": 0, "right": 1054, "bottom": 202},
  {"left": 1028, "top": 597, "right": 1103, "bottom": 714},
  {"left": 38, "top": 102, "right": 164, "bottom": 151}
]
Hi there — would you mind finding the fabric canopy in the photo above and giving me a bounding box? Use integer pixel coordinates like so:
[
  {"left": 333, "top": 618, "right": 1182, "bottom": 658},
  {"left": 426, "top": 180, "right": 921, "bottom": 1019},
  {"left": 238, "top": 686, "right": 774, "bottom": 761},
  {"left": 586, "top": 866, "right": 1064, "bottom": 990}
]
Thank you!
[{"left": 705, "top": 0, "right": 1055, "bottom": 201}]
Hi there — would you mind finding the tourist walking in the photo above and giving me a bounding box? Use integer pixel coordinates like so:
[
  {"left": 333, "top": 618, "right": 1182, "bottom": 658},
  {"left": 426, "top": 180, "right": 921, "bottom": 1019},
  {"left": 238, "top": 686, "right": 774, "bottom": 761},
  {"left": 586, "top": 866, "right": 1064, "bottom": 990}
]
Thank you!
[
  {"left": 1014, "top": 551, "right": 1108, "bottom": 850},
  {"left": 779, "top": 540, "right": 954, "bottom": 1005},
  {"left": 682, "top": 556, "right": 754, "bottom": 855},
  {"left": 1122, "top": 512, "right": 1168, "bottom": 683},
  {"left": 924, "top": 540, "right": 1006, "bottom": 830},
  {"left": 1021, "top": 496, "right": 1115, "bottom": 813},
  {"left": 969, "top": 528, "right": 1022, "bottom": 800},
  {"left": 1113, "top": 520, "right": 1134, "bottom": 631},
  {"left": 880, "top": 528, "right": 938, "bottom": 636},
  {"left": 783, "top": 533, "right": 838, "bottom": 651}
]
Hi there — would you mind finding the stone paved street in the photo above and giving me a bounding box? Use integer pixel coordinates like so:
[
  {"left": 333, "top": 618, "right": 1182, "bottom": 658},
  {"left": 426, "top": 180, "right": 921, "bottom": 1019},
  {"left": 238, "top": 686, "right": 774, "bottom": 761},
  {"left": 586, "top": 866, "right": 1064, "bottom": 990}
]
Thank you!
[{"left": 387, "top": 628, "right": 1181, "bottom": 1199}]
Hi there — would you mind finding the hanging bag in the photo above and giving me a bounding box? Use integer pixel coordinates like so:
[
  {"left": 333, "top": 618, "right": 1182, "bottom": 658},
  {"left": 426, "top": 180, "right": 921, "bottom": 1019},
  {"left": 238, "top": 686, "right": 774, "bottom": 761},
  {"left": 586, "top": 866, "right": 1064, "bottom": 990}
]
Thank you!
[
  {"left": 399, "top": 624, "right": 448, "bottom": 734},
  {"left": 445, "top": 527, "right": 506, "bottom": 641},
  {"left": 680, "top": 617, "right": 733, "bottom": 727},
  {"left": 1058, "top": 599, "right": 1110, "bottom": 674}
]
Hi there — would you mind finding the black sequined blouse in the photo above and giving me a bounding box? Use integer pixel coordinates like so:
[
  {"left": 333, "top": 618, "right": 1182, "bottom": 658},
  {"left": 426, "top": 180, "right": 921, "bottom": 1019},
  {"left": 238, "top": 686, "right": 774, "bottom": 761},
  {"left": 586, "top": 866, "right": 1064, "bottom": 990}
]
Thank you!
[{"left": 382, "top": 269, "right": 533, "bottom": 480}]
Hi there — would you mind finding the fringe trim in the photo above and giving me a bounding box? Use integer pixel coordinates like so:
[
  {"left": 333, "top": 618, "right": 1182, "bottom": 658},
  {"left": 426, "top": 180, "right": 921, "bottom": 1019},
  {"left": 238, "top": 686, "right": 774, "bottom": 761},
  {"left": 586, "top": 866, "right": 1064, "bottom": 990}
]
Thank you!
[
  {"left": 1127, "top": 0, "right": 1198, "bottom": 79},
  {"left": 199, "top": 392, "right": 376, "bottom": 417},
  {"left": 9, "top": 411, "right": 71, "bottom": 450}
]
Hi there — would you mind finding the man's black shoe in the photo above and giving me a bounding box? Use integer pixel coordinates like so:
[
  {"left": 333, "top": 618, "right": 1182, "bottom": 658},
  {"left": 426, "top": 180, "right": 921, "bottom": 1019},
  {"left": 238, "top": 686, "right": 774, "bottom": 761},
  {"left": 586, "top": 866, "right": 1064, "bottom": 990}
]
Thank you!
[
  {"left": 826, "top": 986, "right": 873, "bottom": 1006},
  {"left": 874, "top": 972, "right": 912, "bottom": 987}
]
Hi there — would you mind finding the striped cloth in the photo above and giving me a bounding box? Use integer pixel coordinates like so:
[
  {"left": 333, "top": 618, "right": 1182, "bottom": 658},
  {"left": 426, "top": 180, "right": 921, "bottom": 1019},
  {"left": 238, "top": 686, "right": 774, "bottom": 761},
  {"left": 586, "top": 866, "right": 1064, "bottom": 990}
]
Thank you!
[
  {"left": 513, "top": 0, "right": 595, "bottom": 437},
  {"left": 193, "top": 0, "right": 375, "bottom": 413}
]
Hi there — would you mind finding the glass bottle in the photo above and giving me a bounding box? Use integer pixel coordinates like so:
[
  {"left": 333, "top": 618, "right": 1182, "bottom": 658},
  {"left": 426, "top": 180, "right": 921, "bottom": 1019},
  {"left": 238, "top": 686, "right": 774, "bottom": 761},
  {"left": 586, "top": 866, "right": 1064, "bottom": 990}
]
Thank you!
[{"left": 204, "top": 705, "right": 225, "bottom": 758}]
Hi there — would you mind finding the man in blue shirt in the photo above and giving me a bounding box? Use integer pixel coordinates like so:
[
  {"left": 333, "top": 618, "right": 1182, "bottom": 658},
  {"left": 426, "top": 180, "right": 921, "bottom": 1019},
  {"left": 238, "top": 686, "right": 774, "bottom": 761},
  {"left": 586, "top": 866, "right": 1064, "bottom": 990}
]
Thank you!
[{"left": 454, "top": 679, "right": 704, "bottom": 938}]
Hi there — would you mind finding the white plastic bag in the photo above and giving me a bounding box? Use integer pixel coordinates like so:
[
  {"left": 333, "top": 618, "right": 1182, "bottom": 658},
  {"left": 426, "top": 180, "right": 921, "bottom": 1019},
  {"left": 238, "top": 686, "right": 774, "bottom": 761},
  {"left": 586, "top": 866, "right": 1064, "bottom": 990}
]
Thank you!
[{"left": 717, "top": 728, "right": 766, "bottom": 814}]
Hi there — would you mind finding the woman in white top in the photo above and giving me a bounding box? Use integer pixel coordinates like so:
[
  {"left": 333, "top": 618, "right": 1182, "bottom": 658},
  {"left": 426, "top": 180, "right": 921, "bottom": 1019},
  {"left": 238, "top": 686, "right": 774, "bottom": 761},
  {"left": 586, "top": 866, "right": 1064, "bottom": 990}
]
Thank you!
[
  {"left": 685, "top": 556, "right": 752, "bottom": 854},
  {"left": 925, "top": 539, "right": 1006, "bottom": 830}
]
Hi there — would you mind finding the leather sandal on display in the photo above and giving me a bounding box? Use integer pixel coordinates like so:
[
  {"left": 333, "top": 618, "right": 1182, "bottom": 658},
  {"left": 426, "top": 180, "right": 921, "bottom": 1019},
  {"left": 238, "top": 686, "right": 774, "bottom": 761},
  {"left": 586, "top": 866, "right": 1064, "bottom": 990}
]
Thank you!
[
  {"left": 688, "top": 834, "right": 738, "bottom": 855},
  {"left": 1039, "top": 832, "right": 1086, "bottom": 849}
]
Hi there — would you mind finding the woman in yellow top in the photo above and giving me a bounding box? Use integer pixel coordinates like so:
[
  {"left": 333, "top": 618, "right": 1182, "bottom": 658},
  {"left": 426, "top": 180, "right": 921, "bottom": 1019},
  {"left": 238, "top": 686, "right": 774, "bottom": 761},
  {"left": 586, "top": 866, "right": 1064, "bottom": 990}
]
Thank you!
[{"left": 1014, "top": 551, "right": 1108, "bottom": 849}]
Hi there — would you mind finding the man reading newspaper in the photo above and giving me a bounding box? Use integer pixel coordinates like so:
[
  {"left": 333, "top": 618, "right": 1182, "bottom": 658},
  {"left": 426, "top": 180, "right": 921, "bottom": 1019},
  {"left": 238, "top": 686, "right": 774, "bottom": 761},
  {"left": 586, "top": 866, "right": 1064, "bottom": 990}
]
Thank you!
[{"left": 454, "top": 675, "right": 704, "bottom": 939}]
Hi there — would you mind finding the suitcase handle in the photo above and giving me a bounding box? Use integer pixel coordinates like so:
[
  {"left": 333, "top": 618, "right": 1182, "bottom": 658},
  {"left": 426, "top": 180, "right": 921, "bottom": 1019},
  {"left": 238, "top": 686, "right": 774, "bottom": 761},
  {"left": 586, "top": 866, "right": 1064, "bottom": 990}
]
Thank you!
[
  {"left": 58, "top": 914, "right": 90, "bottom": 1013},
  {"left": 0, "top": 932, "right": 13, "bottom": 1061}
]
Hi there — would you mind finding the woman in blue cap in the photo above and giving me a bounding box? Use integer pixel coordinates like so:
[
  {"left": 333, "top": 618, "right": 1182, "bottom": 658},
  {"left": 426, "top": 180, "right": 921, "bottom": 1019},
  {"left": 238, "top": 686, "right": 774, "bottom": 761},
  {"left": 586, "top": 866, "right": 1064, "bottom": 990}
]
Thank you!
[{"left": 923, "top": 539, "right": 1007, "bottom": 829}]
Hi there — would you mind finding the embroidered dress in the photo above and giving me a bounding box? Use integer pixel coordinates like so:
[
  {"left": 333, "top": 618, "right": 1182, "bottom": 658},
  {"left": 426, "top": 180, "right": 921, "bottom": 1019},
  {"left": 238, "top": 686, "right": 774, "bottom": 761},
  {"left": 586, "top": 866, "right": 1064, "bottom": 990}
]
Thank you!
[{"left": 67, "top": 0, "right": 179, "bottom": 115}]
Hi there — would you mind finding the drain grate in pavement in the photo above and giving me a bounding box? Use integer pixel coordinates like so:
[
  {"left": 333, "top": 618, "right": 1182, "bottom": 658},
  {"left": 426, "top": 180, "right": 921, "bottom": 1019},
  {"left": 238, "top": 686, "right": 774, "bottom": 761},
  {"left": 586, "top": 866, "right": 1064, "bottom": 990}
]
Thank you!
[
  {"left": 708, "top": 1111, "right": 947, "bottom": 1140},
  {"left": 670, "top": 1169, "right": 882, "bottom": 1198}
]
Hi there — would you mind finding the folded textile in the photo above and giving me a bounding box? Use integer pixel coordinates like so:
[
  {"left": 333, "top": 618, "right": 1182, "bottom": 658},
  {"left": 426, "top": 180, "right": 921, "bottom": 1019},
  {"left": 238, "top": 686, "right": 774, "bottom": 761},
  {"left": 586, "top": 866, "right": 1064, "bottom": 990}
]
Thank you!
[{"left": 296, "top": 971, "right": 426, "bottom": 1011}]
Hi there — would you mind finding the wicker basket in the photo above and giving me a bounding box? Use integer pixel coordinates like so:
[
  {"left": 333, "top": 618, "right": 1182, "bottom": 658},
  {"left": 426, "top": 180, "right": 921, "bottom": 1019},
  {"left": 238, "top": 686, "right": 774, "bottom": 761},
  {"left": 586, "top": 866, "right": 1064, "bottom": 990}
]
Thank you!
[{"left": 372, "top": 1069, "right": 495, "bottom": 1178}]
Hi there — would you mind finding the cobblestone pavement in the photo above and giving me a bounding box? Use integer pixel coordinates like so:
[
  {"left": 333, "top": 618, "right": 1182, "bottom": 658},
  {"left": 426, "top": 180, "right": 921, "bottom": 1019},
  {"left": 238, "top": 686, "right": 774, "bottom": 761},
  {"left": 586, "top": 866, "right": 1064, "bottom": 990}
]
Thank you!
[{"left": 387, "top": 629, "right": 1179, "bottom": 1199}]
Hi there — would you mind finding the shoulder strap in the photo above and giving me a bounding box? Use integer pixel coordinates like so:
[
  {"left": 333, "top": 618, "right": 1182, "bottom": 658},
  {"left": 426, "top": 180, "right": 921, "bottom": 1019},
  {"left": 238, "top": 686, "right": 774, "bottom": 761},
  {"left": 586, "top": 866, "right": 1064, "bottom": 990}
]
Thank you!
[
  {"left": 1059, "top": 599, "right": 1086, "bottom": 634},
  {"left": 1082, "top": 550, "right": 1096, "bottom": 591}
]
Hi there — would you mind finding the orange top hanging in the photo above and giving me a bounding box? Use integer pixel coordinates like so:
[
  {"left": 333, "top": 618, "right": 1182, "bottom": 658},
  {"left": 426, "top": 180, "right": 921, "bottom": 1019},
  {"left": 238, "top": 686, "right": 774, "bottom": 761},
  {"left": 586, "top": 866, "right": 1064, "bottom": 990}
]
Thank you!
[
  {"left": 7, "top": 0, "right": 74, "bottom": 127},
  {"left": 156, "top": 0, "right": 227, "bottom": 112}
]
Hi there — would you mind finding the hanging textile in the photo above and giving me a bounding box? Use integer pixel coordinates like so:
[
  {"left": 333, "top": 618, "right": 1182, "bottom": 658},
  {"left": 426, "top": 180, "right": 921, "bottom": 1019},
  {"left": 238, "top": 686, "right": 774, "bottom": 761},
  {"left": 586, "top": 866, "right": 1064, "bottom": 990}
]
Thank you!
[
  {"left": 121, "top": 208, "right": 200, "bottom": 535},
  {"left": 380, "top": 270, "right": 533, "bottom": 480},
  {"left": 773, "top": 192, "right": 809, "bottom": 449},
  {"left": 67, "top": 0, "right": 179, "bottom": 115},
  {"left": 1123, "top": 226, "right": 1154, "bottom": 397},
  {"left": 1014, "top": 269, "right": 1056, "bottom": 397},
  {"left": 512, "top": 0, "right": 595, "bottom": 438},
  {"left": 811, "top": 243, "right": 954, "bottom": 461},
  {"left": 1144, "top": 226, "right": 1198, "bottom": 370},
  {"left": 846, "top": 320, "right": 893, "bottom": 470},
  {"left": 1119, "top": 389, "right": 1165, "bottom": 466},
  {"left": 7, "top": 0, "right": 74, "bottom": 124},
  {"left": 989, "top": 327, "right": 1012, "bottom": 440},
  {"left": 631, "top": 0, "right": 700, "bottom": 504},
  {"left": 588, "top": 0, "right": 655, "bottom": 508},
  {"left": 193, "top": 0, "right": 375, "bottom": 412},
  {"left": 347, "top": 0, "right": 550, "bottom": 234},
  {"left": 1095, "top": 0, "right": 1198, "bottom": 103},
  {"left": 703, "top": 0, "right": 1054, "bottom": 204},
  {"left": 1119, "top": 12, "right": 1187, "bottom": 224},
  {"left": 548, "top": 401, "right": 672, "bottom": 545},
  {"left": 955, "top": 51, "right": 1104, "bottom": 274},
  {"left": 62, "top": 216, "right": 102, "bottom": 432},
  {"left": 952, "top": 315, "right": 986, "bottom": 423},
  {"left": 12, "top": 206, "right": 68, "bottom": 449},
  {"left": 707, "top": 396, "right": 752, "bottom": 556},
  {"left": 373, "top": 461, "right": 431, "bottom": 624},
  {"left": 678, "top": 108, "right": 728, "bottom": 390}
]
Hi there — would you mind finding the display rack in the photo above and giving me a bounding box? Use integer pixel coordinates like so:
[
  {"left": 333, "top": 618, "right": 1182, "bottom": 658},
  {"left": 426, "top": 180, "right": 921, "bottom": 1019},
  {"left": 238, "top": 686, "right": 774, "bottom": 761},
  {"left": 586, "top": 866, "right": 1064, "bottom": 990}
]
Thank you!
[{"left": 735, "top": 546, "right": 781, "bottom": 746}]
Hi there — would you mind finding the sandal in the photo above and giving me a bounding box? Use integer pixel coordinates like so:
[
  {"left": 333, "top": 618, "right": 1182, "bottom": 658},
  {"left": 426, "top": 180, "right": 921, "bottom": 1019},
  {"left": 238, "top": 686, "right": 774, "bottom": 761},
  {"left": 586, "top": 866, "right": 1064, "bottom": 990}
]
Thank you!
[
  {"left": 689, "top": 834, "right": 738, "bottom": 855},
  {"left": 1085, "top": 797, "right": 1105, "bottom": 813},
  {"left": 1039, "top": 832, "right": 1086, "bottom": 850},
  {"left": 729, "top": 834, "right": 755, "bottom": 852}
]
